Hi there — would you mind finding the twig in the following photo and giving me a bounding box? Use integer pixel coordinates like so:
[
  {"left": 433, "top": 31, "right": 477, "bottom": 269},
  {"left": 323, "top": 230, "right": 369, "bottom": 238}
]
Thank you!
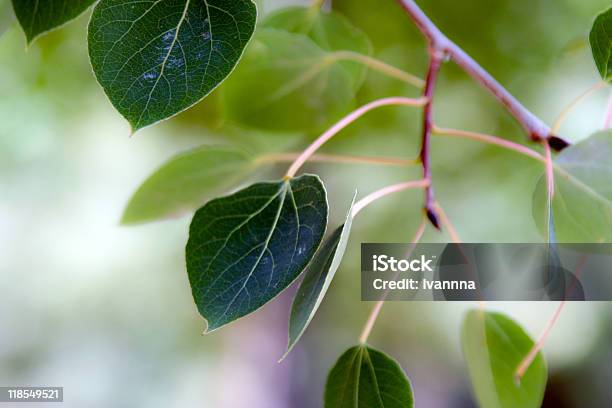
[
  {"left": 285, "top": 97, "right": 427, "bottom": 177},
  {"left": 395, "top": 0, "right": 569, "bottom": 149},
  {"left": 420, "top": 51, "right": 444, "bottom": 229},
  {"left": 359, "top": 219, "right": 428, "bottom": 344}
]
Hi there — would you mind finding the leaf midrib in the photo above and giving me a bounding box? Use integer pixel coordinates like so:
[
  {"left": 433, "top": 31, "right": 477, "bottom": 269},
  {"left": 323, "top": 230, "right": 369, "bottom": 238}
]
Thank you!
[{"left": 216, "top": 182, "right": 290, "bottom": 323}]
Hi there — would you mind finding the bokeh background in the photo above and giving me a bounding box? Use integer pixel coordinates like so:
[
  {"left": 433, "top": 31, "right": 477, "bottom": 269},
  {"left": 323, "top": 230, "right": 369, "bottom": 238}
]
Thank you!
[{"left": 1, "top": 0, "right": 611, "bottom": 406}]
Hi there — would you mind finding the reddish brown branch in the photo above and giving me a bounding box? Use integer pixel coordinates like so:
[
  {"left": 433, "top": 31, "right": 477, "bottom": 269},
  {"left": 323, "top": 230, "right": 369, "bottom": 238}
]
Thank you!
[
  {"left": 396, "top": 0, "right": 569, "bottom": 150},
  {"left": 421, "top": 50, "right": 443, "bottom": 228}
]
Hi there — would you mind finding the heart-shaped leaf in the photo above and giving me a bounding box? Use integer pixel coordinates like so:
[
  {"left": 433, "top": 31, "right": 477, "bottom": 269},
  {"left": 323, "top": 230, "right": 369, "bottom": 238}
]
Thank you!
[
  {"left": 461, "top": 310, "right": 547, "bottom": 408},
  {"left": 186, "top": 174, "right": 328, "bottom": 332},
  {"left": 223, "top": 28, "right": 358, "bottom": 132},
  {"left": 11, "top": 0, "right": 95, "bottom": 44},
  {"left": 590, "top": 8, "right": 612, "bottom": 81},
  {"left": 263, "top": 6, "right": 372, "bottom": 90},
  {"left": 533, "top": 131, "right": 612, "bottom": 242},
  {"left": 325, "top": 345, "right": 414, "bottom": 408},
  {"left": 88, "top": 0, "right": 257, "bottom": 132},
  {"left": 122, "top": 146, "right": 254, "bottom": 225},
  {"left": 283, "top": 192, "right": 356, "bottom": 359}
]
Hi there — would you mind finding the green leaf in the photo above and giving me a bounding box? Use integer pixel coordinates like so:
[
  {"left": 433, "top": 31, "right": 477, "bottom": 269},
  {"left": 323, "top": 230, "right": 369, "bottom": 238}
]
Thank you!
[
  {"left": 590, "top": 8, "right": 612, "bottom": 81},
  {"left": 186, "top": 174, "right": 328, "bottom": 332},
  {"left": 1, "top": 0, "right": 14, "bottom": 37},
  {"left": 263, "top": 6, "right": 373, "bottom": 90},
  {"left": 533, "top": 131, "right": 612, "bottom": 242},
  {"left": 88, "top": 0, "right": 257, "bottom": 132},
  {"left": 11, "top": 0, "right": 95, "bottom": 44},
  {"left": 461, "top": 310, "right": 547, "bottom": 408},
  {"left": 122, "top": 146, "right": 254, "bottom": 225},
  {"left": 283, "top": 192, "right": 356, "bottom": 359},
  {"left": 223, "top": 28, "right": 357, "bottom": 132},
  {"left": 325, "top": 345, "right": 414, "bottom": 408}
]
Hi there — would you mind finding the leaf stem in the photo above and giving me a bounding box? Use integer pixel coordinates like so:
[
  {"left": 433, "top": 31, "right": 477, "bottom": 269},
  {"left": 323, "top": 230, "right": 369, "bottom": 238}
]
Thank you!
[
  {"left": 358, "top": 219, "right": 428, "bottom": 344},
  {"left": 604, "top": 89, "right": 612, "bottom": 129},
  {"left": 543, "top": 140, "right": 555, "bottom": 211},
  {"left": 514, "top": 254, "right": 589, "bottom": 381},
  {"left": 351, "top": 179, "right": 430, "bottom": 218},
  {"left": 420, "top": 50, "right": 443, "bottom": 228},
  {"left": 285, "top": 97, "right": 428, "bottom": 178},
  {"left": 434, "top": 201, "right": 487, "bottom": 309},
  {"left": 395, "top": 0, "right": 568, "bottom": 148},
  {"left": 432, "top": 202, "right": 461, "bottom": 244},
  {"left": 432, "top": 126, "right": 545, "bottom": 162},
  {"left": 551, "top": 81, "right": 607, "bottom": 134},
  {"left": 256, "top": 152, "right": 418, "bottom": 167},
  {"left": 329, "top": 51, "right": 424, "bottom": 88}
]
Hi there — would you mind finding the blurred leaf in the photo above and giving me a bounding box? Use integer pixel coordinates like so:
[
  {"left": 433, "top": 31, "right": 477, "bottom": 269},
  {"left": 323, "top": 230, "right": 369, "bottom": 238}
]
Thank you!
[
  {"left": 224, "top": 28, "right": 356, "bottom": 132},
  {"left": 461, "top": 310, "right": 547, "bottom": 408},
  {"left": 186, "top": 174, "right": 328, "bottom": 332},
  {"left": 0, "top": 0, "right": 14, "bottom": 37},
  {"left": 263, "top": 6, "right": 373, "bottom": 90},
  {"left": 11, "top": 0, "right": 94, "bottom": 44},
  {"left": 325, "top": 345, "right": 414, "bottom": 408},
  {"left": 590, "top": 8, "right": 612, "bottom": 81},
  {"left": 533, "top": 131, "right": 612, "bottom": 242},
  {"left": 122, "top": 146, "right": 254, "bottom": 225},
  {"left": 88, "top": 0, "right": 257, "bottom": 132},
  {"left": 284, "top": 192, "right": 356, "bottom": 359}
]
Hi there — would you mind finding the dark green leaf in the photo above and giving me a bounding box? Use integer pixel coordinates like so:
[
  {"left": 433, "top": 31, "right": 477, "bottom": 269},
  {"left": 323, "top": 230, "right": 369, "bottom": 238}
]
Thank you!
[
  {"left": 11, "top": 0, "right": 94, "bottom": 44},
  {"left": 88, "top": 0, "right": 257, "bottom": 132},
  {"left": 122, "top": 146, "right": 253, "bottom": 225},
  {"left": 325, "top": 345, "right": 414, "bottom": 408},
  {"left": 263, "top": 6, "right": 372, "bottom": 90},
  {"left": 283, "top": 192, "right": 356, "bottom": 359},
  {"left": 533, "top": 131, "right": 612, "bottom": 242},
  {"left": 223, "top": 28, "right": 357, "bottom": 131},
  {"left": 186, "top": 174, "right": 328, "bottom": 332},
  {"left": 461, "top": 310, "right": 547, "bottom": 408},
  {"left": 590, "top": 8, "right": 612, "bottom": 81}
]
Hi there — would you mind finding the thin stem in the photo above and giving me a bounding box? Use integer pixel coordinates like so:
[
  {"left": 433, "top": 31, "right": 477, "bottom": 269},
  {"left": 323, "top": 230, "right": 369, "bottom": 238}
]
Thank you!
[
  {"left": 433, "top": 202, "right": 461, "bottom": 244},
  {"left": 420, "top": 51, "right": 443, "bottom": 228},
  {"left": 395, "top": 0, "right": 565, "bottom": 145},
  {"left": 604, "top": 90, "right": 612, "bottom": 129},
  {"left": 514, "top": 254, "right": 589, "bottom": 381},
  {"left": 435, "top": 201, "right": 487, "bottom": 309},
  {"left": 515, "top": 301, "right": 564, "bottom": 381},
  {"left": 351, "top": 179, "right": 430, "bottom": 218},
  {"left": 255, "top": 152, "right": 418, "bottom": 167},
  {"left": 432, "top": 126, "right": 545, "bottom": 162},
  {"left": 543, "top": 140, "right": 555, "bottom": 221},
  {"left": 551, "top": 81, "right": 607, "bottom": 134},
  {"left": 330, "top": 51, "right": 424, "bottom": 88},
  {"left": 285, "top": 97, "right": 427, "bottom": 178},
  {"left": 311, "top": 0, "right": 325, "bottom": 9},
  {"left": 359, "top": 219, "right": 428, "bottom": 344}
]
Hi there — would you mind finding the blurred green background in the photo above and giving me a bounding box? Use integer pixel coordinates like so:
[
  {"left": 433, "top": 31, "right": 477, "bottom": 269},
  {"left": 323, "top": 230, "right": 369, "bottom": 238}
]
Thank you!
[{"left": 1, "top": 0, "right": 611, "bottom": 406}]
